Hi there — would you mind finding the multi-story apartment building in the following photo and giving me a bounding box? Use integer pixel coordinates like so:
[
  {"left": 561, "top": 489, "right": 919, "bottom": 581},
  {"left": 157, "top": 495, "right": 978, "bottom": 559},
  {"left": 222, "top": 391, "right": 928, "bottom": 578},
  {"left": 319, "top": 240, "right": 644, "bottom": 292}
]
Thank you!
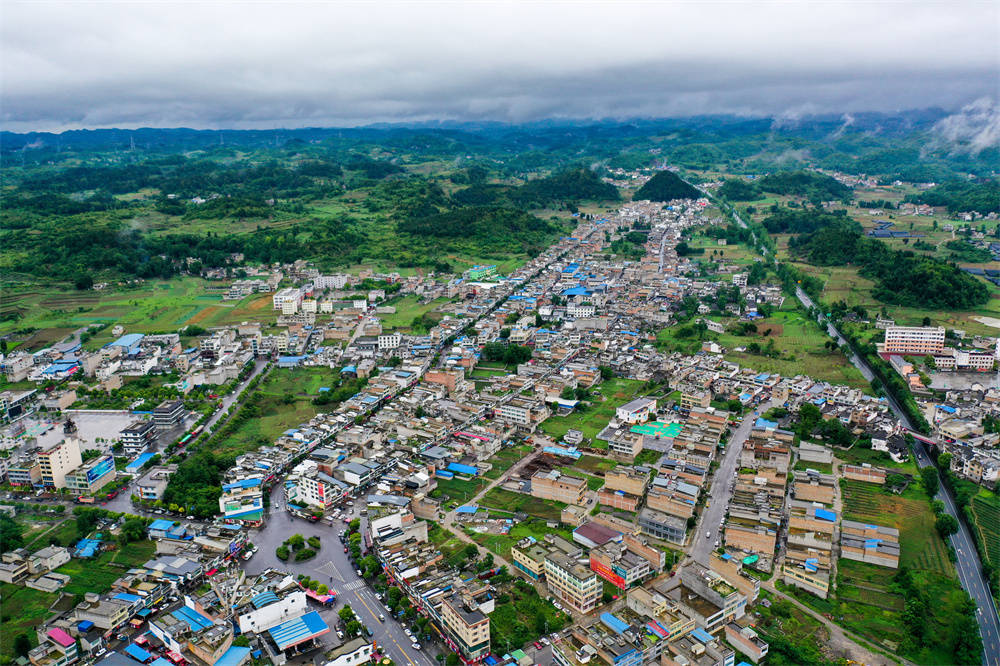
[
  {"left": 531, "top": 470, "right": 587, "bottom": 506},
  {"left": 511, "top": 541, "right": 550, "bottom": 581},
  {"left": 882, "top": 326, "right": 945, "bottom": 355},
  {"left": 545, "top": 552, "right": 600, "bottom": 614},
  {"left": 497, "top": 397, "right": 549, "bottom": 431},
  {"left": 153, "top": 400, "right": 185, "bottom": 429},
  {"left": 637, "top": 507, "right": 687, "bottom": 545},
  {"left": 119, "top": 420, "right": 157, "bottom": 454},
  {"left": 616, "top": 398, "right": 656, "bottom": 424},
  {"left": 441, "top": 596, "right": 491, "bottom": 663},
  {"left": 378, "top": 333, "right": 402, "bottom": 351},
  {"left": 604, "top": 466, "right": 649, "bottom": 496},
  {"left": 37, "top": 437, "right": 83, "bottom": 489},
  {"left": 589, "top": 542, "right": 653, "bottom": 590},
  {"left": 6, "top": 454, "right": 41, "bottom": 487}
]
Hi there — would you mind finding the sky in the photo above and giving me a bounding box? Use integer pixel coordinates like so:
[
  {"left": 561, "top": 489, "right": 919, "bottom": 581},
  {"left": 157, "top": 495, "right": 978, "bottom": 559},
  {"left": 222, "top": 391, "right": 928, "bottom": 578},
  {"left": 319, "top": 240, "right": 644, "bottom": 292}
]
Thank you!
[{"left": 2, "top": 1, "right": 998, "bottom": 132}]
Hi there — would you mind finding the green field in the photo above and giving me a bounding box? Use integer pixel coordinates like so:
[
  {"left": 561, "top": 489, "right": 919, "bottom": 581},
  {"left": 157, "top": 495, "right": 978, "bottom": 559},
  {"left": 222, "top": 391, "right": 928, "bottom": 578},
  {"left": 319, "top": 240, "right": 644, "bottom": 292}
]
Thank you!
[
  {"left": 656, "top": 305, "right": 870, "bottom": 390},
  {"left": 213, "top": 367, "right": 335, "bottom": 457},
  {"left": 539, "top": 378, "right": 645, "bottom": 441},
  {"left": 430, "top": 476, "right": 491, "bottom": 504},
  {"left": 575, "top": 455, "right": 619, "bottom": 474},
  {"left": 480, "top": 487, "right": 566, "bottom": 521},
  {"left": 559, "top": 467, "right": 604, "bottom": 491},
  {"left": 465, "top": 518, "right": 575, "bottom": 558},
  {"left": 378, "top": 295, "right": 449, "bottom": 331},
  {"left": 0, "top": 540, "right": 156, "bottom": 661},
  {"left": 0, "top": 277, "right": 275, "bottom": 349},
  {"left": 969, "top": 489, "right": 1000, "bottom": 569},
  {"left": 483, "top": 445, "right": 534, "bottom": 480}
]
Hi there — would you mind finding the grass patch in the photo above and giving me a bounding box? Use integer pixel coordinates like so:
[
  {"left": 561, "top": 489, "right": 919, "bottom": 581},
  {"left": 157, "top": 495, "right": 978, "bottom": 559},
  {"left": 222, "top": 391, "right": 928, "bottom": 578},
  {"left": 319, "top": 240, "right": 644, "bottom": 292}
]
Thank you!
[
  {"left": 560, "top": 468, "right": 604, "bottom": 491},
  {"left": 793, "top": 459, "right": 833, "bottom": 474},
  {"left": 575, "top": 455, "right": 618, "bottom": 474},
  {"left": 378, "top": 295, "right": 448, "bottom": 331},
  {"left": 539, "top": 378, "right": 645, "bottom": 441},
  {"left": 430, "top": 476, "right": 491, "bottom": 504},
  {"left": 466, "top": 518, "right": 574, "bottom": 559},
  {"left": 481, "top": 487, "right": 566, "bottom": 521},
  {"left": 483, "top": 445, "right": 533, "bottom": 480}
]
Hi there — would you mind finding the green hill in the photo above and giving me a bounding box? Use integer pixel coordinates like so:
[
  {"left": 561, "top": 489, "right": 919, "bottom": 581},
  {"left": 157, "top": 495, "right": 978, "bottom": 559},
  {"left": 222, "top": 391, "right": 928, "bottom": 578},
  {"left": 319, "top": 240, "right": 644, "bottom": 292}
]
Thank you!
[{"left": 633, "top": 170, "right": 701, "bottom": 202}]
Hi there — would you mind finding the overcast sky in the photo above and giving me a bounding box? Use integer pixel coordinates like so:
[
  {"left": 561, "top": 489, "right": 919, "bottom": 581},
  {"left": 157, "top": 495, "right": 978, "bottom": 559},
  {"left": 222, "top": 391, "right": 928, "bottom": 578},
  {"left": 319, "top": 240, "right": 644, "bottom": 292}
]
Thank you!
[{"left": 2, "top": 1, "right": 998, "bottom": 132}]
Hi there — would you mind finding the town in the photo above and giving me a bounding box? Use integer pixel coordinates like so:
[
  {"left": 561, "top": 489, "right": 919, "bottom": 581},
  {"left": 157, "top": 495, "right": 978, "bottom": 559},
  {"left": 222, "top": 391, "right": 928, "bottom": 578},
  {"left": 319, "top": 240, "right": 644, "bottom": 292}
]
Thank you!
[{"left": 3, "top": 188, "right": 998, "bottom": 666}]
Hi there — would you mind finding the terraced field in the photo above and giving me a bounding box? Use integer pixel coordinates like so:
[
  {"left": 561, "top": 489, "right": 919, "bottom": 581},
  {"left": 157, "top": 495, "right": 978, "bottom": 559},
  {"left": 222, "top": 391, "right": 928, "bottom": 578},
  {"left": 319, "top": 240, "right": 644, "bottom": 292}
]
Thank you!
[{"left": 970, "top": 491, "right": 1000, "bottom": 568}]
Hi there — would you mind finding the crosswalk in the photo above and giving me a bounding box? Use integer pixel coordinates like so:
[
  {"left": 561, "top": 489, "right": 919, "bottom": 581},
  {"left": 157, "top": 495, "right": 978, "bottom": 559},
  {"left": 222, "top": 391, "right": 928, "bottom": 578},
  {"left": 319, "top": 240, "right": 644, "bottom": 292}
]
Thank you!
[{"left": 342, "top": 579, "right": 366, "bottom": 591}]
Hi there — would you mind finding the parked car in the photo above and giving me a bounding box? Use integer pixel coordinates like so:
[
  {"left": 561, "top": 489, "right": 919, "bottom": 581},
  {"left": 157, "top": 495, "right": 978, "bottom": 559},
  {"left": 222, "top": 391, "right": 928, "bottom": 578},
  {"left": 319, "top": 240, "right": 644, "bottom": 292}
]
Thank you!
[{"left": 411, "top": 643, "right": 421, "bottom": 650}]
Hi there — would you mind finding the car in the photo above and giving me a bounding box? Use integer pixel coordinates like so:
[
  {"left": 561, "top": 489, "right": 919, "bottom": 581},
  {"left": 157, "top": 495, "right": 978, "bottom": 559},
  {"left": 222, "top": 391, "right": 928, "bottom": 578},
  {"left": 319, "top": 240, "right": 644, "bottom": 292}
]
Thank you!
[
  {"left": 378, "top": 614, "right": 385, "bottom": 622},
  {"left": 404, "top": 629, "right": 412, "bottom": 637},
  {"left": 364, "top": 626, "right": 374, "bottom": 637},
  {"left": 356, "top": 569, "right": 363, "bottom": 576},
  {"left": 533, "top": 642, "right": 543, "bottom": 649},
  {"left": 540, "top": 638, "right": 550, "bottom": 646},
  {"left": 344, "top": 546, "right": 348, "bottom": 553},
  {"left": 337, "top": 631, "right": 345, "bottom": 639},
  {"left": 95, "top": 649, "right": 107, "bottom": 658},
  {"left": 714, "top": 540, "right": 720, "bottom": 548},
  {"left": 705, "top": 531, "right": 710, "bottom": 539},
  {"left": 376, "top": 592, "right": 383, "bottom": 600},
  {"left": 411, "top": 643, "right": 421, "bottom": 650},
  {"left": 116, "top": 634, "right": 128, "bottom": 641}
]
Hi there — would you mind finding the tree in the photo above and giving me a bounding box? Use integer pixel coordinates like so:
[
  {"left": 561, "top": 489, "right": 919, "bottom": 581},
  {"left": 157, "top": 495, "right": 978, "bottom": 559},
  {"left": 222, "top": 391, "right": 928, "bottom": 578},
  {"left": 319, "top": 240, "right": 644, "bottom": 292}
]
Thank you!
[
  {"left": 446, "top": 653, "right": 462, "bottom": 666},
  {"left": 287, "top": 533, "right": 305, "bottom": 551},
  {"left": 14, "top": 634, "right": 32, "bottom": 657},
  {"left": 464, "top": 544, "right": 479, "bottom": 560},
  {"left": 938, "top": 452, "right": 953, "bottom": 470},
  {"left": 920, "top": 467, "right": 940, "bottom": 497},
  {"left": 119, "top": 517, "right": 148, "bottom": 544},
  {"left": 339, "top": 606, "right": 355, "bottom": 622},
  {"left": 0, "top": 514, "right": 25, "bottom": 550},
  {"left": 936, "top": 513, "right": 959, "bottom": 538},
  {"left": 349, "top": 518, "right": 360, "bottom": 533},
  {"left": 74, "top": 273, "right": 94, "bottom": 290}
]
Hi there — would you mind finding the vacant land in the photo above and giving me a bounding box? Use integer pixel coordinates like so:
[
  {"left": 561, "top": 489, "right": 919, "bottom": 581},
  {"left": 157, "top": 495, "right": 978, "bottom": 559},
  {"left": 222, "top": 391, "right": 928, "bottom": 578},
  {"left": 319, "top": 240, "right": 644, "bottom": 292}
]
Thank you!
[
  {"left": 430, "top": 476, "right": 491, "bottom": 505},
  {"left": 539, "top": 378, "right": 645, "bottom": 442},
  {"left": 483, "top": 445, "right": 534, "bottom": 480},
  {"left": 214, "top": 367, "right": 334, "bottom": 457},
  {"left": 480, "top": 487, "right": 565, "bottom": 521},
  {"left": 465, "top": 518, "right": 574, "bottom": 559},
  {"left": 656, "top": 305, "right": 870, "bottom": 390},
  {"left": 378, "top": 295, "right": 448, "bottom": 331}
]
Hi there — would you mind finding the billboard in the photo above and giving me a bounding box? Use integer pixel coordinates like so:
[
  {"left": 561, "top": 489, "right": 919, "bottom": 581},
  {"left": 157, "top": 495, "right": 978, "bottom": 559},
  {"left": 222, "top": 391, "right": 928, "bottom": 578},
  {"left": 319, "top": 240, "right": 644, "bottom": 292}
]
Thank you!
[{"left": 86, "top": 456, "right": 116, "bottom": 483}]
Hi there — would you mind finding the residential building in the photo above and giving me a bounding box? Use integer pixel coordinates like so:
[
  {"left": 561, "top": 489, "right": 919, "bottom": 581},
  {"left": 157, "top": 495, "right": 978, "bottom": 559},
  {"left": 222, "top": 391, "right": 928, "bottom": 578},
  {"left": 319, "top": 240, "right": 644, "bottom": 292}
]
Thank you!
[
  {"left": 322, "top": 637, "right": 374, "bottom": 666},
  {"left": 37, "top": 437, "right": 83, "bottom": 489},
  {"left": 615, "top": 398, "right": 656, "bottom": 424},
  {"left": 531, "top": 470, "right": 587, "bottom": 505},
  {"left": 378, "top": 333, "right": 402, "bottom": 351},
  {"left": 218, "top": 477, "right": 265, "bottom": 525},
  {"left": 637, "top": 507, "right": 687, "bottom": 545},
  {"left": 28, "top": 627, "right": 78, "bottom": 666},
  {"left": 441, "top": 596, "right": 491, "bottom": 663},
  {"left": 840, "top": 520, "right": 900, "bottom": 568},
  {"left": 545, "top": 552, "right": 600, "bottom": 614},
  {"left": 589, "top": 542, "right": 653, "bottom": 590},
  {"left": 724, "top": 623, "right": 768, "bottom": 664}
]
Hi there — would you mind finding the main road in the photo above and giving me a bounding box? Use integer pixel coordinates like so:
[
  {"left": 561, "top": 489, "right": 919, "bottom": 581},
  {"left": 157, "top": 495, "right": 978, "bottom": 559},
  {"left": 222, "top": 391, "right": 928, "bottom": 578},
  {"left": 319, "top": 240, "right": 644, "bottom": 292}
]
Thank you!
[
  {"left": 702, "top": 181, "right": 1000, "bottom": 665},
  {"left": 691, "top": 400, "right": 777, "bottom": 565}
]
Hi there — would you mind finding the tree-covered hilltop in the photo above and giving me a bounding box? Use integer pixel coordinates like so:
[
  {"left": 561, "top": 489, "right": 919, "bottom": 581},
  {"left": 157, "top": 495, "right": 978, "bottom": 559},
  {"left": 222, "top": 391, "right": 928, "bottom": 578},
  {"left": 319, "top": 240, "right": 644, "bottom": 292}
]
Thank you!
[
  {"left": 633, "top": 170, "right": 701, "bottom": 202},
  {"left": 788, "top": 219, "right": 991, "bottom": 309},
  {"left": 717, "top": 170, "right": 852, "bottom": 203},
  {"left": 450, "top": 168, "right": 619, "bottom": 208},
  {"left": 906, "top": 179, "right": 1000, "bottom": 215},
  {"left": 760, "top": 207, "right": 854, "bottom": 234}
]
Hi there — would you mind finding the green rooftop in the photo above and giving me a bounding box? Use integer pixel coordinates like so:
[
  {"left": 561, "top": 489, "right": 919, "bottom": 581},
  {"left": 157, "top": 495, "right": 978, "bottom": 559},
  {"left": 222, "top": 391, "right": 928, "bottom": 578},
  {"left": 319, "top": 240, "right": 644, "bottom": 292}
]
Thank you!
[{"left": 630, "top": 421, "right": 682, "bottom": 438}]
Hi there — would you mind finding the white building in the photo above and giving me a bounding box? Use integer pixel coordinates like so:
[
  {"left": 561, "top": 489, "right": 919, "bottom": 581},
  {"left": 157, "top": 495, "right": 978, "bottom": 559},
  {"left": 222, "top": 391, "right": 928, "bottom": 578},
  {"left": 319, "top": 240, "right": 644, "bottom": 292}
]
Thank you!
[
  {"left": 238, "top": 590, "right": 307, "bottom": 634},
  {"left": 615, "top": 397, "right": 657, "bottom": 424},
  {"left": 378, "top": 333, "right": 402, "bottom": 351},
  {"left": 883, "top": 326, "right": 945, "bottom": 355},
  {"left": 273, "top": 287, "right": 303, "bottom": 313}
]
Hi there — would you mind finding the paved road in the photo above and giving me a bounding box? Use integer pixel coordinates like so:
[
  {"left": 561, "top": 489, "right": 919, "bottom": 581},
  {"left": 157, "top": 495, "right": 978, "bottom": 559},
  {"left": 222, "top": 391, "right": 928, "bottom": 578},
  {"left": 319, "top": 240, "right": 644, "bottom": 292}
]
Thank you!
[
  {"left": 245, "top": 486, "right": 437, "bottom": 666},
  {"left": 690, "top": 400, "right": 777, "bottom": 565}
]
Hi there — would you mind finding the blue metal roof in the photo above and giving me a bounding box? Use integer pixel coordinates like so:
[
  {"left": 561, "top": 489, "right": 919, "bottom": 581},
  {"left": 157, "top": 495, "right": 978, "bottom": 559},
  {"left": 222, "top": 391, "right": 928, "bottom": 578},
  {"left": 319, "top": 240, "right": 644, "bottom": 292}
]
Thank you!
[
  {"left": 110, "top": 333, "right": 144, "bottom": 348},
  {"left": 124, "top": 643, "right": 153, "bottom": 662},
  {"left": 214, "top": 646, "right": 252, "bottom": 666},
  {"left": 222, "top": 478, "right": 262, "bottom": 491},
  {"left": 126, "top": 452, "right": 156, "bottom": 473},
  {"left": 600, "top": 613, "right": 629, "bottom": 635},
  {"left": 267, "top": 611, "right": 329, "bottom": 650},
  {"left": 456, "top": 505, "right": 479, "bottom": 514},
  {"left": 113, "top": 592, "right": 141, "bottom": 603},
  {"left": 447, "top": 462, "right": 478, "bottom": 476},
  {"left": 691, "top": 628, "right": 714, "bottom": 644},
  {"left": 251, "top": 591, "right": 279, "bottom": 609},
  {"left": 171, "top": 605, "right": 213, "bottom": 632},
  {"left": 148, "top": 519, "right": 174, "bottom": 531}
]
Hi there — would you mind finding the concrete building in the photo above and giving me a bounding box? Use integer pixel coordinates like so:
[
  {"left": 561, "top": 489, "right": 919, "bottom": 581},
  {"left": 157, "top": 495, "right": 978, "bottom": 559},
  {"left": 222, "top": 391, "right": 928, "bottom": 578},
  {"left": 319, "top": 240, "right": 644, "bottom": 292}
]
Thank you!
[
  {"left": 37, "top": 437, "right": 83, "bottom": 489},
  {"left": 883, "top": 326, "right": 945, "bottom": 355},
  {"left": 840, "top": 520, "right": 900, "bottom": 568},
  {"left": 153, "top": 400, "right": 185, "bottom": 429},
  {"left": 65, "top": 454, "right": 117, "bottom": 495},
  {"left": 615, "top": 398, "right": 656, "bottom": 424},
  {"left": 119, "top": 420, "right": 156, "bottom": 454},
  {"left": 441, "top": 596, "right": 491, "bottom": 663},
  {"left": 531, "top": 470, "right": 587, "bottom": 506},
  {"left": 637, "top": 507, "right": 687, "bottom": 545},
  {"left": 545, "top": 552, "right": 600, "bottom": 614}
]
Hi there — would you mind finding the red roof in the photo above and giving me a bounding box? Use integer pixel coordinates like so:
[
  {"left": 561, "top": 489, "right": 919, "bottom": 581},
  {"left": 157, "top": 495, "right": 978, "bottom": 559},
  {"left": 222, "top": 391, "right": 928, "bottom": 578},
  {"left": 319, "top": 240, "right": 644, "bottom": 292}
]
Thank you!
[{"left": 47, "top": 627, "right": 75, "bottom": 648}]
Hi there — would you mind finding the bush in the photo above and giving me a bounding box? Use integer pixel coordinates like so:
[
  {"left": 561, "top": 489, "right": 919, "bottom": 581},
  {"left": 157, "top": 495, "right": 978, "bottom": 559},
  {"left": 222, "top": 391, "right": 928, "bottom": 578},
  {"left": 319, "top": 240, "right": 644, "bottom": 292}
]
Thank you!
[
  {"left": 307, "top": 536, "right": 321, "bottom": 549},
  {"left": 276, "top": 546, "right": 290, "bottom": 561},
  {"left": 294, "top": 548, "right": 317, "bottom": 562}
]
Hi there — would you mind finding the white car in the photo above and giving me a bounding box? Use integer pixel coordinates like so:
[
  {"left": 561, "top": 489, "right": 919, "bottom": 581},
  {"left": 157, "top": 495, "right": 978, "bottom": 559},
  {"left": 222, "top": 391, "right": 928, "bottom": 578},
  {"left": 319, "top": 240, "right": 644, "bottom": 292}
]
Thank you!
[{"left": 411, "top": 643, "right": 421, "bottom": 650}]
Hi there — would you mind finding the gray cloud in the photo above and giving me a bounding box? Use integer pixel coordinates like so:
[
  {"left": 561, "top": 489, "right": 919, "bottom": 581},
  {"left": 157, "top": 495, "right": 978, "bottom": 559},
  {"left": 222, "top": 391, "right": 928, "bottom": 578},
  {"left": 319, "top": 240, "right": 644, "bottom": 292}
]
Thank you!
[{"left": 2, "top": 1, "right": 998, "bottom": 131}]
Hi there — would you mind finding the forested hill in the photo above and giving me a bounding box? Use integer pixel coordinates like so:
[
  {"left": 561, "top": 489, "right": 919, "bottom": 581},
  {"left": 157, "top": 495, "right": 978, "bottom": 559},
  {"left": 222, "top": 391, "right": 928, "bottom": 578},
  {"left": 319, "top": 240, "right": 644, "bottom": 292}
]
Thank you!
[
  {"left": 633, "top": 170, "right": 701, "bottom": 202},
  {"left": 450, "top": 168, "right": 619, "bottom": 208},
  {"left": 788, "top": 218, "right": 991, "bottom": 309}
]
